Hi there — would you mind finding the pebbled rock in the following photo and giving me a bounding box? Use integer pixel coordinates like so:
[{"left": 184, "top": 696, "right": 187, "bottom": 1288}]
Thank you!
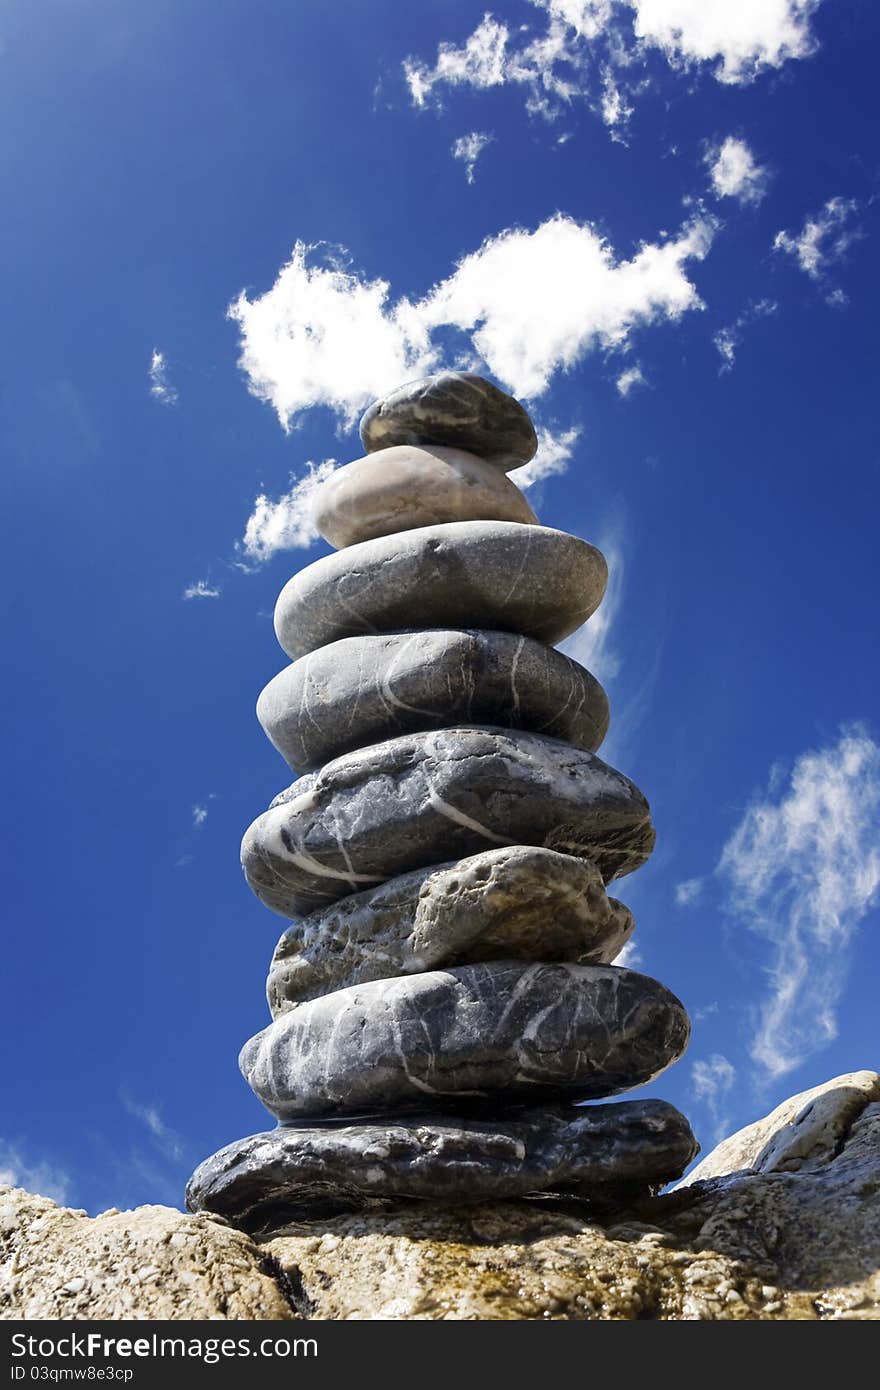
[
  {"left": 257, "top": 629, "right": 609, "bottom": 774},
  {"left": 241, "top": 727, "right": 655, "bottom": 917},
  {"left": 360, "top": 372, "right": 538, "bottom": 469},
  {"left": 185, "top": 1100, "right": 698, "bottom": 1226},
  {"left": 273, "top": 522, "right": 607, "bottom": 661},
  {"left": 679, "top": 1070, "right": 880, "bottom": 1184},
  {"left": 240, "top": 962, "right": 691, "bottom": 1121},
  {"left": 267, "top": 847, "right": 634, "bottom": 1011},
  {"left": 0, "top": 1186, "right": 295, "bottom": 1321},
  {"left": 311, "top": 444, "right": 538, "bottom": 549}
]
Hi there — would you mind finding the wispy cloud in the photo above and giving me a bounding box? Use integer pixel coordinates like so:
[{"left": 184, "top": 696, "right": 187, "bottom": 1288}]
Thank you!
[
  {"left": 510, "top": 425, "right": 580, "bottom": 489},
  {"left": 192, "top": 804, "right": 208, "bottom": 827},
  {"left": 713, "top": 298, "right": 777, "bottom": 372},
  {"left": 239, "top": 460, "right": 338, "bottom": 565},
  {"left": 182, "top": 579, "right": 221, "bottom": 600},
  {"left": 452, "top": 130, "right": 494, "bottom": 183},
  {"left": 0, "top": 1139, "right": 72, "bottom": 1205},
  {"left": 402, "top": 2, "right": 824, "bottom": 134},
  {"left": 675, "top": 876, "right": 703, "bottom": 906},
  {"left": 148, "top": 349, "right": 178, "bottom": 406},
  {"left": 691, "top": 1052, "right": 737, "bottom": 1143},
  {"left": 560, "top": 524, "right": 624, "bottom": 684},
  {"left": 230, "top": 217, "right": 716, "bottom": 429},
  {"left": 773, "top": 196, "right": 862, "bottom": 300},
  {"left": 614, "top": 938, "right": 642, "bottom": 968},
  {"left": 706, "top": 135, "right": 769, "bottom": 205},
  {"left": 121, "top": 1094, "right": 185, "bottom": 1164},
  {"left": 717, "top": 725, "right": 880, "bottom": 1080},
  {"left": 616, "top": 363, "right": 646, "bottom": 397}
]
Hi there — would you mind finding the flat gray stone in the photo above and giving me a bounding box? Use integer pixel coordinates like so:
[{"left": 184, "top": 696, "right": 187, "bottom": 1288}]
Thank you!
[
  {"left": 267, "top": 847, "right": 635, "bottom": 1012},
  {"left": 273, "top": 522, "right": 607, "bottom": 662},
  {"left": 241, "top": 962, "right": 691, "bottom": 1121},
  {"left": 359, "top": 372, "right": 538, "bottom": 469},
  {"left": 257, "top": 629, "right": 610, "bottom": 774},
  {"left": 311, "top": 444, "right": 538, "bottom": 549},
  {"left": 241, "top": 727, "right": 655, "bottom": 917},
  {"left": 185, "top": 1100, "right": 699, "bottom": 1226}
]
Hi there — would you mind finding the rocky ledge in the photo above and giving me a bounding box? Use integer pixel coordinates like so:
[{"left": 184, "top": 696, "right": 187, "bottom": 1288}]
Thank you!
[{"left": 2, "top": 1071, "right": 878, "bottom": 1320}]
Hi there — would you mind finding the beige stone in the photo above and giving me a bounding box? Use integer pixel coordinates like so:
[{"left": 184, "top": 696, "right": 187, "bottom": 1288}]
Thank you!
[
  {"left": 311, "top": 444, "right": 537, "bottom": 549},
  {"left": 0, "top": 1186, "right": 295, "bottom": 1321}
]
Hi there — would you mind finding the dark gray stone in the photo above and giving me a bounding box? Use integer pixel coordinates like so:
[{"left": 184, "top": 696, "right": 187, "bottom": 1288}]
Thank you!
[
  {"left": 241, "top": 727, "right": 655, "bottom": 917},
  {"left": 241, "top": 962, "right": 691, "bottom": 1121},
  {"left": 267, "top": 847, "right": 634, "bottom": 1012},
  {"left": 273, "top": 522, "right": 607, "bottom": 662},
  {"left": 185, "top": 1100, "right": 699, "bottom": 1226},
  {"left": 359, "top": 372, "right": 538, "bottom": 469},
  {"left": 257, "top": 629, "right": 610, "bottom": 774}
]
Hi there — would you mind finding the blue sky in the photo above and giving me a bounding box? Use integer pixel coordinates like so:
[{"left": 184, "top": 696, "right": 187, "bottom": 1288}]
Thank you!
[{"left": 2, "top": 0, "right": 878, "bottom": 1211}]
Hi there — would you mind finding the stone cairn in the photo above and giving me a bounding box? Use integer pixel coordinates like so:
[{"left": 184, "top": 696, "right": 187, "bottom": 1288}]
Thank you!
[{"left": 187, "top": 373, "right": 698, "bottom": 1230}]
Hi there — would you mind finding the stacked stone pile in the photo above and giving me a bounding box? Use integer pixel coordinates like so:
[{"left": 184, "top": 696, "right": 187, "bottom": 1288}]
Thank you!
[{"left": 187, "top": 373, "right": 697, "bottom": 1230}]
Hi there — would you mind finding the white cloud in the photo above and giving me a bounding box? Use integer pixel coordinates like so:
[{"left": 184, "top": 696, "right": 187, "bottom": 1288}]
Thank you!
[
  {"left": 192, "top": 804, "right": 208, "bottom": 827},
  {"left": 402, "top": 2, "right": 823, "bottom": 134},
  {"left": 452, "top": 130, "right": 494, "bottom": 183},
  {"left": 773, "top": 197, "right": 862, "bottom": 291},
  {"left": 182, "top": 579, "right": 221, "bottom": 600},
  {"left": 231, "top": 215, "right": 715, "bottom": 428},
  {"left": 0, "top": 1140, "right": 71, "bottom": 1205},
  {"left": 691, "top": 1053, "right": 737, "bottom": 1142},
  {"left": 717, "top": 726, "right": 880, "bottom": 1080},
  {"left": 148, "top": 349, "right": 178, "bottom": 406},
  {"left": 713, "top": 298, "right": 777, "bottom": 373},
  {"left": 228, "top": 245, "right": 435, "bottom": 431},
  {"left": 631, "top": 0, "right": 821, "bottom": 84},
  {"left": 559, "top": 526, "right": 623, "bottom": 683},
  {"left": 616, "top": 363, "right": 645, "bottom": 397},
  {"left": 510, "top": 425, "right": 580, "bottom": 489},
  {"left": 707, "top": 136, "right": 769, "bottom": 205},
  {"left": 613, "top": 938, "right": 642, "bottom": 968},
  {"left": 239, "top": 459, "right": 338, "bottom": 565},
  {"left": 675, "top": 877, "right": 703, "bottom": 906},
  {"left": 694, "top": 1001, "right": 719, "bottom": 1022},
  {"left": 121, "top": 1096, "right": 185, "bottom": 1164}
]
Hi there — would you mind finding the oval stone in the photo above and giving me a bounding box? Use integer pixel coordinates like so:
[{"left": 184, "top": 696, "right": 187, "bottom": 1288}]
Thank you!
[
  {"left": 257, "top": 629, "right": 609, "bottom": 774},
  {"left": 241, "top": 727, "right": 655, "bottom": 917},
  {"left": 274, "top": 522, "right": 607, "bottom": 661},
  {"left": 240, "top": 962, "right": 691, "bottom": 1120},
  {"left": 360, "top": 372, "right": 538, "bottom": 469},
  {"left": 311, "top": 444, "right": 538, "bottom": 549},
  {"left": 185, "top": 1100, "right": 699, "bottom": 1225},
  {"left": 267, "top": 847, "right": 634, "bottom": 1012}
]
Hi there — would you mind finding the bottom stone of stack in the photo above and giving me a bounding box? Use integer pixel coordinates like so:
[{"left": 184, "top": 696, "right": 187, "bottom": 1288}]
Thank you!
[{"left": 185, "top": 1100, "right": 698, "bottom": 1229}]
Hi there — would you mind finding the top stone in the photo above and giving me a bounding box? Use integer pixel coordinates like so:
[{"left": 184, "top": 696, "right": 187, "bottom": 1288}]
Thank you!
[{"left": 360, "top": 372, "right": 538, "bottom": 470}]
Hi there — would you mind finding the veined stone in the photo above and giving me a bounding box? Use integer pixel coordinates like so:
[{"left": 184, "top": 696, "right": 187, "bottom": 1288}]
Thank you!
[
  {"left": 267, "top": 847, "right": 634, "bottom": 1012},
  {"left": 360, "top": 372, "right": 538, "bottom": 469},
  {"left": 257, "top": 629, "right": 610, "bottom": 774},
  {"left": 241, "top": 962, "right": 690, "bottom": 1121},
  {"left": 241, "top": 727, "right": 654, "bottom": 917},
  {"left": 311, "top": 444, "right": 538, "bottom": 549},
  {"left": 273, "top": 522, "right": 607, "bottom": 661},
  {"left": 185, "top": 1100, "right": 698, "bottom": 1225}
]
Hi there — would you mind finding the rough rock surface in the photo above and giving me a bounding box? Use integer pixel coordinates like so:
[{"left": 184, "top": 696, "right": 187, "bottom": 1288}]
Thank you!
[
  {"left": 359, "top": 372, "right": 538, "bottom": 469},
  {"left": 681, "top": 1069, "right": 880, "bottom": 1183},
  {"left": 311, "top": 444, "right": 538, "bottom": 548},
  {"left": 0, "top": 1186, "right": 295, "bottom": 1320},
  {"left": 242, "top": 727, "right": 655, "bottom": 917},
  {"left": 257, "top": 630, "right": 610, "bottom": 774},
  {"left": 240, "top": 962, "right": 690, "bottom": 1120},
  {"left": 4, "top": 1071, "right": 879, "bottom": 1320},
  {"left": 267, "top": 847, "right": 633, "bottom": 1011},
  {"left": 273, "top": 521, "right": 607, "bottom": 661},
  {"left": 186, "top": 1101, "right": 698, "bottom": 1225}
]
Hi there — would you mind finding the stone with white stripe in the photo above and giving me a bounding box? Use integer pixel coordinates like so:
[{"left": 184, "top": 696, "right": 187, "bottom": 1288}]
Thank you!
[
  {"left": 241, "top": 726, "right": 655, "bottom": 917},
  {"left": 257, "top": 629, "right": 609, "bottom": 774},
  {"left": 241, "top": 961, "right": 691, "bottom": 1121},
  {"left": 185, "top": 1099, "right": 699, "bottom": 1225},
  {"left": 267, "top": 846, "right": 634, "bottom": 1012},
  {"left": 273, "top": 521, "right": 607, "bottom": 662}
]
